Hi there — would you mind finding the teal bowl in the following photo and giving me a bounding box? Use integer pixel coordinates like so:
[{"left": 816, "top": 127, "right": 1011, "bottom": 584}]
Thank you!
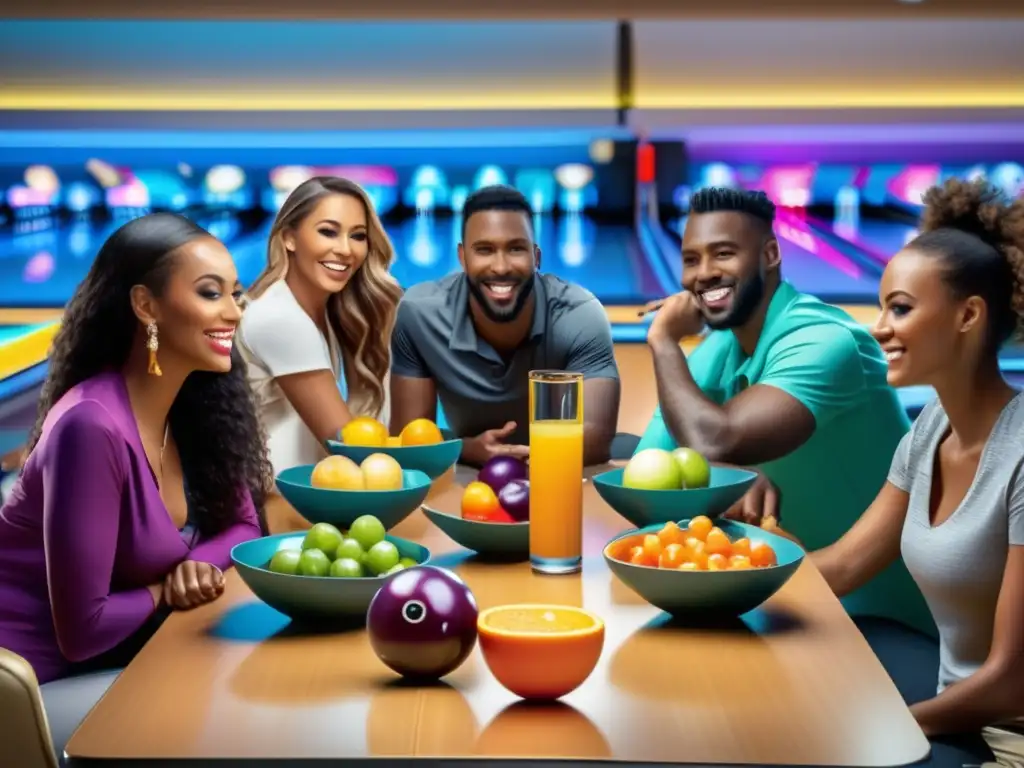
[
  {"left": 231, "top": 532, "right": 431, "bottom": 622},
  {"left": 422, "top": 505, "right": 529, "bottom": 560},
  {"left": 275, "top": 466, "right": 431, "bottom": 530},
  {"left": 592, "top": 466, "right": 757, "bottom": 528},
  {"left": 325, "top": 438, "right": 463, "bottom": 480},
  {"left": 603, "top": 520, "right": 804, "bottom": 617}
]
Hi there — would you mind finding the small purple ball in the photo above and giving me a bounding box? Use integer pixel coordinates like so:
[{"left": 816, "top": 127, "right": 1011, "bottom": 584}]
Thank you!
[
  {"left": 477, "top": 456, "right": 528, "bottom": 495},
  {"left": 366, "top": 565, "right": 479, "bottom": 680},
  {"left": 498, "top": 479, "right": 530, "bottom": 522}
]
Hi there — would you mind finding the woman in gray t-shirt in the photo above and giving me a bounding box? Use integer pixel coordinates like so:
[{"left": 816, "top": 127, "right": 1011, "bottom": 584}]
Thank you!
[{"left": 808, "top": 178, "right": 1024, "bottom": 765}]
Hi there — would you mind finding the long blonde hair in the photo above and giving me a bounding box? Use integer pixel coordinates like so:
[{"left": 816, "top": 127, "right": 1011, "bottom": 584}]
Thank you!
[{"left": 248, "top": 176, "right": 402, "bottom": 418}]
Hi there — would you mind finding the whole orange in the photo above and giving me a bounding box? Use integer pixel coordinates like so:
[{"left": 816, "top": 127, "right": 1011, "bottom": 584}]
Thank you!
[{"left": 399, "top": 418, "right": 444, "bottom": 446}]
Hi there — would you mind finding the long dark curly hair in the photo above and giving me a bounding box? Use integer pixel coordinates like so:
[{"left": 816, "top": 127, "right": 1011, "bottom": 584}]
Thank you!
[{"left": 28, "top": 213, "right": 272, "bottom": 536}]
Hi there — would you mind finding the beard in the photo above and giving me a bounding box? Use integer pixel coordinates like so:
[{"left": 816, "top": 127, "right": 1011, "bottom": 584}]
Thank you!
[
  {"left": 702, "top": 272, "right": 765, "bottom": 331},
  {"left": 466, "top": 273, "right": 536, "bottom": 324}
]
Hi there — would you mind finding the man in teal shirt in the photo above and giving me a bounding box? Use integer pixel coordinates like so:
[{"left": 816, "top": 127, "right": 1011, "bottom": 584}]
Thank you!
[{"left": 638, "top": 186, "right": 933, "bottom": 635}]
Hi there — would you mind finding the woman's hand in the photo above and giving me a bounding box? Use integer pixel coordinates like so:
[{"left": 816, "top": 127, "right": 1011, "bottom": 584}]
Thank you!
[{"left": 163, "top": 560, "right": 225, "bottom": 610}]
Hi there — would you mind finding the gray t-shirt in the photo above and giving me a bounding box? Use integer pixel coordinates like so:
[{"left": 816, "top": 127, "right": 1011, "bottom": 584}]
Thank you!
[
  {"left": 888, "top": 393, "right": 1024, "bottom": 693},
  {"left": 390, "top": 272, "right": 619, "bottom": 444}
]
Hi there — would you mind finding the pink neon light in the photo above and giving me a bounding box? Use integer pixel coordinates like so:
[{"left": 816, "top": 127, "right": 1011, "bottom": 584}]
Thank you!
[
  {"left": 106, "top": 181, "right": 150, "bottom": 208},
  {"left": 23, "top": 252, "right": 55, "bottom": 283},
  {"left": 6, "top": 185, "right": 56, "bottom": 208},
  {"left": 319, "top": 166, "right": 399, "bottom": 186},
  {"left": 889, "top": 165, "right": 940, "bottom": 205},
  {"left": 775, "top": 209, "right": 864, "bottom": 278},
  {"left": 758, "top": 165, "right": 816, "bottom": 208},
  {"left": 852, "top": 166, "right": 871, "bottom": 189}
]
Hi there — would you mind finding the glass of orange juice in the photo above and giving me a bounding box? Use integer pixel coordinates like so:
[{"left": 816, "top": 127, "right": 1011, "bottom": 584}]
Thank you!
[{"left": 528, "top": 370, "right": 584, "bottom": 575}]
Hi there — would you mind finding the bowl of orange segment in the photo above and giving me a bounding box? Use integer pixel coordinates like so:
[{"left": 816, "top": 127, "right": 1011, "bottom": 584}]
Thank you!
[
  {"left": 326, "top": 416, "right": 463, "bottom": 480},
  {"left": 604, "top": 515, "right": 804, "bottom": 617},
  {"left": 477, "top": 604, "right": 605, "bottom": 700},
  {"left": 275, "top": 453, "right": 431, "bottom": 530}
]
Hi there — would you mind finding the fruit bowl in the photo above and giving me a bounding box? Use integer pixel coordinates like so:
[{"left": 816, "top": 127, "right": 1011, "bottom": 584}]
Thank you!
[
  {"left": 325, "top": 438, "right": 463, "bottom": 480},
  {"left": 275, "top": 465, "right": 431, "bottom": 529},
  {"left": 603, "top": 519, "right": 804, "bottom": 618},
  {"left": 422, "top": 506, "right": 529, "bottom": 560},
  {"left": 477, "top": 604, "right": 605, "bottom": 700},
  {"left": 231, "top": 531, "right": 432, "bottom": 622},
  {"left": 591, "top": 465, "right": 757, "bottom": 528}
]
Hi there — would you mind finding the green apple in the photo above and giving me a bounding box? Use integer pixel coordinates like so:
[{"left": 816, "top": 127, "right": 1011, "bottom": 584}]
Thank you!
[
  {"left": 622, "top": 448, "right": 683, "bottom": 490},
  {"left": 348, "top": 515, "right": 386, "bottom": 552},
  {"left": 297, "top": 548, "right": 331, "bottom": 577},
  {"left": 364, "top": 540, "right": 401, "bottom": 576},
  {"left": 329, "top": 557, "right": 364, "bottom": 578},
  {"left": 302, "top": 523, "right": 343, "bottom": 558},
  {"left": 334, "top": 537, "right": 365, "bottom": 563},
  {"left": 672, "top": 447, "right": 711, "bottom": 489},
  {"left": 267, "top": 549, "right": 301, "bottom": 575}
]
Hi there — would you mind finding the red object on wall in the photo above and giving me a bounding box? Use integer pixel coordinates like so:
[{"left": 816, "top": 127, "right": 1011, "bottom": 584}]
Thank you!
[{"left": 637, "top": 142, "right": 656, "bottom": 185}]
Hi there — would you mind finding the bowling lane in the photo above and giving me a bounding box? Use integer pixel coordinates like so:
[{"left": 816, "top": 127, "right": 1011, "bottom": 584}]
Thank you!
[
  {"left": 665, "top": 215, "right": 880, "bottom": 304},
  {"left": 0, "top": 214, "right": 263, "bottom": 309},
  {"left": 382, "top": 214, "right": 664, "bottom": 306},
  {"left": 810, "top": 217, "right": 919, "bottom": 265}
]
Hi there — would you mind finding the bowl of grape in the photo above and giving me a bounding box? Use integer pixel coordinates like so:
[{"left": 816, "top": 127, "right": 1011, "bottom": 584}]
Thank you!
[{"left": 230, "top": 514, "right": 431, "bottom": 623}]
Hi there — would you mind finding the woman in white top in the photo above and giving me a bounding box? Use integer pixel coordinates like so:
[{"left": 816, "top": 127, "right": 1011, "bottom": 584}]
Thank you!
[{"left": 239, "top": 176, "right": 402, "bottom": 528}]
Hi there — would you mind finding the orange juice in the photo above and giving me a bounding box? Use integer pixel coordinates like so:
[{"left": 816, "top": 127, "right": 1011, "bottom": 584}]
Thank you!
[{"left": 529, "top": 420, "right": 584, "bottom": 570}]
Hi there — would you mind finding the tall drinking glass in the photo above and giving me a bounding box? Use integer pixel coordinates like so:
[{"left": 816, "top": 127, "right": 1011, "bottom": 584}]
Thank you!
[{"left": 528, "top": 370, "right": 584, "bottom": 575}]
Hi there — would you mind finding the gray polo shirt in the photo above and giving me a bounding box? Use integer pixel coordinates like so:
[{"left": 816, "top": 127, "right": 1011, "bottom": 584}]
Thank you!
[{"left": 391, "top": 272, "right": 619, "bottom": 444}]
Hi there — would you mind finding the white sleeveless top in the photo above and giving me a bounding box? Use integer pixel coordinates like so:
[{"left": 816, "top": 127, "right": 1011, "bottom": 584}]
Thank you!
[{"left": 238, "top": 280, "right": 344, "bottom": 477}]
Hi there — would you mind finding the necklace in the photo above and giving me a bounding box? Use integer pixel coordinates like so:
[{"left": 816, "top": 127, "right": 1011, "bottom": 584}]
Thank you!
[{"left": 154, "top": 422, "right": 169, "bottom": 489}]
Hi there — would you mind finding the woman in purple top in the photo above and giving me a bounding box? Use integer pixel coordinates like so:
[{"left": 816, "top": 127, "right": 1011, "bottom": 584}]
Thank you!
[{"left": 0, "top": 213, "right": 270, "bottom": 691}]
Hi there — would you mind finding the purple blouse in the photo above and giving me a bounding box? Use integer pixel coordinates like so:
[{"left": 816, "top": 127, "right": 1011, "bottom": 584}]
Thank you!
[{"left": 0, "top": 371, "right": 262, "bottom": 684}]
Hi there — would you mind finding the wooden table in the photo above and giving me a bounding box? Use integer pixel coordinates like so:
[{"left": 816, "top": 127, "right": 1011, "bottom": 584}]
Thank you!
[{"left": 66, "top": 466, "right": 930, "bottom": 767}]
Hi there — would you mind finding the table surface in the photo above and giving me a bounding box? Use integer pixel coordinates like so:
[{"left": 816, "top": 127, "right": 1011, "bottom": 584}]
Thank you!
[{"left": 66, "top": 466, "right": 930, "bottom": 767}]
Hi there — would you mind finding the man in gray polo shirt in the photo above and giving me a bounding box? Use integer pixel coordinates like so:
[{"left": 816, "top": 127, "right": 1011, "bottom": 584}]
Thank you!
[{"left": 389, "top": 185, "right": 621, "bottom": 467}]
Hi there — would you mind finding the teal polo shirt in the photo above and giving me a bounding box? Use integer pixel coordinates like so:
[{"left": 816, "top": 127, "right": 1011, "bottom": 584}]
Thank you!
[{"left": 636, "top": 282, "right": 935, "bottom": 636}]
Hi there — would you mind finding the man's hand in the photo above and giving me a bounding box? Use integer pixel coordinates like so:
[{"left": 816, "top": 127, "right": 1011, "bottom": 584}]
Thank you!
[
  {"left": 462, "top": 421, "right": 530, "bottom": 467},
  {"left": 723, "top": 471, "right": 781, "bottom": 529},
  {"left": 646, "top": 292, "right": 705, "bottom": 345},
  {"left": 163, "top": 561, "right": 225, "bottom": 611}
]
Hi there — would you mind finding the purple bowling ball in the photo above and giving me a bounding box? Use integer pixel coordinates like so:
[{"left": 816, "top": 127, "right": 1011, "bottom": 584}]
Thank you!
[{"left": 366, "top": 565, "right": 479, "bottom": 680}]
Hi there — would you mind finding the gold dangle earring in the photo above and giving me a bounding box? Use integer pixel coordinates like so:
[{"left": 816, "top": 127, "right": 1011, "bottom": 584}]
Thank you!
[{"left": 146, "top": 322, "right": 162, "bottom": 377}]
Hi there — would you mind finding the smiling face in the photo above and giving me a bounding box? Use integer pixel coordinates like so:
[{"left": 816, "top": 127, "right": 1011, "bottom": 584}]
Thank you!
[
  {"left": 459, "top": 208, "right": 539, "bottom": 324},
  {"left": 135, "top": 236, "right": 244, "bottom": 374},
  {"left": 680, "top": 210, "right": 777, "bottom": 330},
  {"left": 283, "top": 193, "right": 369, "bottom": 295},
  {"left": 872, "top": 247, "right": 985, "bottom": 388}
]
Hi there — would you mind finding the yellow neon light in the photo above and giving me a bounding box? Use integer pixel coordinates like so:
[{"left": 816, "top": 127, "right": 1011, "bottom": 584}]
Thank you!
[
  {"left": 0, "top": 87, "right": 1021, "bottom": 111},
  {"left": 635, "top": 88, "right": 1024, "bottom": 109},
  {"left": 0, "top": 91, "right": 616, "bottom": 111},
  {"left": 0, "top": 323, "right": 58, "bottom": 381}
]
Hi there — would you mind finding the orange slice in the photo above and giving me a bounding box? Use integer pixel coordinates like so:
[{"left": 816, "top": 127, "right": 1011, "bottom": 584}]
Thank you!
[{"left": 478, "top": 604, "right": 604, "bottom": 637}]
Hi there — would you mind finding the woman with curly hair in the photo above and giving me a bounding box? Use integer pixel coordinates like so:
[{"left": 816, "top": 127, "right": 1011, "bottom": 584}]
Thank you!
[
  {"left": 806, "top": 178, "right": 1024, "bottom": 764},
  {"left": 238, "top": 177, "right": 401, "bottom": 530},
  {"left": 0, "top": 213, "right": 269, "bottom": 748}
]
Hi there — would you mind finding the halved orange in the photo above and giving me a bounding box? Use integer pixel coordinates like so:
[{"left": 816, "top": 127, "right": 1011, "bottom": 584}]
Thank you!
[{"left": 477, "top": 604, "right": 605, "bottom": 700}]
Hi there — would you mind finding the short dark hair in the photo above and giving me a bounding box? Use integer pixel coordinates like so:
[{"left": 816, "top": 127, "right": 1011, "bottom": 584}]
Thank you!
[
  {"left": 912, "top": 177, "right": 1024, "bottom": 352},
  {"left": 461, "top": 184, "right": 533, "bottom": 241},
  {"left": 690, "top": 187, "right": 777, "bottom": 228}
]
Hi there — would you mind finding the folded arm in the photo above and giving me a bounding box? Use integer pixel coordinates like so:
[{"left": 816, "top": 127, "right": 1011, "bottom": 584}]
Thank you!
[
  {"left": 647, "top": 324, "right": 862, "bottom": 465},
  {"left": 43, "top": 404, "right": 158, "bottom": 663},
  {"left": 186, "top": 488, "right": 264, "bottom": 572}
]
